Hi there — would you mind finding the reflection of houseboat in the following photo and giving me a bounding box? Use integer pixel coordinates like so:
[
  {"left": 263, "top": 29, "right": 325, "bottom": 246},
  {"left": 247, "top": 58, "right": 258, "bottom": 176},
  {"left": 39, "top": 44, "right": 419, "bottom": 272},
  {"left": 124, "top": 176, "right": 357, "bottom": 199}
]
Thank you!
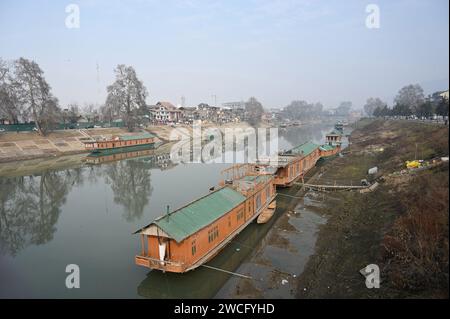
[
  {"left": 83, "top": 132, "right": 157, "bottom": 154},
  {"left": 134, "top": 165, "right": 276, "bottom": 273}
]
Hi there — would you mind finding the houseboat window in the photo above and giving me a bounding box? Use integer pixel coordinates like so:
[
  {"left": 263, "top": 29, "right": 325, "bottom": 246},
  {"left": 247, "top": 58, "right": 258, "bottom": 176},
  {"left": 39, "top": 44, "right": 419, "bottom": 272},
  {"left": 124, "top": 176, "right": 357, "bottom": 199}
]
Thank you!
[
  {"left": 228, "top": 216, "right": 231, "bottom": 228},
  {"left": 266, "top": 187, "right": 270, "bottom": 202},
  {"left": 208, "top": 226, "right": 219, "bottom": 243},
  {"left": 237, "top": 209, "right": 244, "bottom": 221},
  {"left": 256, "top": 194, "right": 261, "bottom": 211},
  {"left": 191, "top": 240, "right": 196, "bottom": 256}
]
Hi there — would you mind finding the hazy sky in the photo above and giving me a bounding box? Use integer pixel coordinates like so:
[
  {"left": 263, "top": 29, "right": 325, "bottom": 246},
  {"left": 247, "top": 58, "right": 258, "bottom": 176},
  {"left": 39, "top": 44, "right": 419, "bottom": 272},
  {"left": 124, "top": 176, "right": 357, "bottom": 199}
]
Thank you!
[{"left": 0, "top": 0, "right": 448, "bottom": 109}]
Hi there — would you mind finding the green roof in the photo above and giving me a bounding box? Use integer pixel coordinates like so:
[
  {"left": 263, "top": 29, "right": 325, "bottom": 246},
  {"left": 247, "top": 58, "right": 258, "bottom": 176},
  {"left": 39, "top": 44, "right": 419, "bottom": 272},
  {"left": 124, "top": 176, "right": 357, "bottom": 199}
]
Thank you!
[
  {"left": 327, "top": 130, "right": 342, "bottom": 136},
  {"left": 120, "top": 132, "right": 155, "bottom": 141},
  {"left": 151, "top": 187, "right": 246, "bottom": 242},
  {"left": 287, "top": 141, "right": 319, "bottom": 157},
  {"left": 319, "top": 144, "right": 335, "bottom": 151}
]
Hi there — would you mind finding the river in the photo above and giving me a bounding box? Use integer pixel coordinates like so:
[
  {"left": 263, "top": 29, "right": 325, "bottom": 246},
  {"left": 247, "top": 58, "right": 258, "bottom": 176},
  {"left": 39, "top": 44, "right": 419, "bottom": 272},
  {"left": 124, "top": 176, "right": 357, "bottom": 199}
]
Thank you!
[{"left": 0, "top": 123, "right": 337, "bottom": 298}]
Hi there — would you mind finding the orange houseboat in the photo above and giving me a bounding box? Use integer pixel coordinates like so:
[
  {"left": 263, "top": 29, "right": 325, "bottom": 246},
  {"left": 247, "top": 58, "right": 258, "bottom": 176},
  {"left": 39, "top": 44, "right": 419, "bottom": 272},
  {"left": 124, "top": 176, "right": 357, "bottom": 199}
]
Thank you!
[
  {"left": 134, "top": 166, "right": 276, "bottom": 273},
  {"left": 258, "top": 141, "right": 341, "bottom": 187},
  {"left": 83, "top": 132, "right": 156, "bottom": 154}
]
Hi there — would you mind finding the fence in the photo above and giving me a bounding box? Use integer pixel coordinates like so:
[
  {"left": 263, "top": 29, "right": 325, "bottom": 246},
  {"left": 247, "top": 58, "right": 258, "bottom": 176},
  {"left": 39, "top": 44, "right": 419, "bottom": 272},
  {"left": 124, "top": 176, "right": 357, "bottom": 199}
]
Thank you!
[{"left": 0, "top": 121, "right": 124, "bottom": 132}]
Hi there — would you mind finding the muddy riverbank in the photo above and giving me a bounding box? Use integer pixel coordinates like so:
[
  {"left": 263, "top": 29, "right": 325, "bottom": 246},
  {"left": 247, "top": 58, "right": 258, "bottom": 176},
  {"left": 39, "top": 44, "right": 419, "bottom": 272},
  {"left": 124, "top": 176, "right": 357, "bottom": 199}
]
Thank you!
[{"left": 218, "top": 119, "right": 449, "bottom": 299}]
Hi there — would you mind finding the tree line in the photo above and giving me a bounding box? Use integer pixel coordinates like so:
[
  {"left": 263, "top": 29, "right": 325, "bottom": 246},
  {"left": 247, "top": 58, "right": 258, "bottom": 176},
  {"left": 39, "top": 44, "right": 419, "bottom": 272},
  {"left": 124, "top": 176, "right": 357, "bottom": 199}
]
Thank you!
[
  {"left": 0, "top": 57, "right": 150, "bottom": 135},
  {"left": 364, "top": 84, "right": 449, "bottom": 119},
  {"left": 1, "top": 57, "right": 270, "bottom": 133}
]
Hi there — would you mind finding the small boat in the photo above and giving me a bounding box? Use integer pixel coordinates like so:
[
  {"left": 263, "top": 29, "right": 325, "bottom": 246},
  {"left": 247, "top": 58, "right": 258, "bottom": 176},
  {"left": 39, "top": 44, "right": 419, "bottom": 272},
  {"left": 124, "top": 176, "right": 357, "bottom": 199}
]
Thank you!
[
  {"left": 257, "top": 200, "right": 276, "bottom": 224},
  {"left": 82, "top": 132, "right": 157, "bottom": 154}
]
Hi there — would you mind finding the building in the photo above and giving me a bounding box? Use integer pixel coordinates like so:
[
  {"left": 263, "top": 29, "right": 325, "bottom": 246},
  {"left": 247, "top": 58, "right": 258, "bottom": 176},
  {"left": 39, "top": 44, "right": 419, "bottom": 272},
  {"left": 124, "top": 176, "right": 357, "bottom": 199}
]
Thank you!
[
  {"left": 156, "top": 101, "right": 182, "bottom": 123},
  {"left": 439, "top": 90, "right": 449, "bottom": 100},
  {"left": 149, "top": 103, "right": 170, "bottom": 124},
  {"left": 222, "top": 101, "right": 245, "bottom": 110}
]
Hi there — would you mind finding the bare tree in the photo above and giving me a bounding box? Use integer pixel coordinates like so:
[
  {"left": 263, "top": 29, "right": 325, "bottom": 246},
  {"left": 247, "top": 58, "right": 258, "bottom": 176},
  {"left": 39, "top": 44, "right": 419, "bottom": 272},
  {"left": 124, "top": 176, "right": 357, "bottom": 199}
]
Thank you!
[
  {"left": 105, "top": 65, "right": 147, "bottom": 131},
  {"left": 364, "top": 97, "right": 386, "bottom": 116},
  {"left": 67, "top": 103, "right": 80, "bottom": 124},
  {"left": 394, "top": 84, "right": 425, "bottom": 115},
  {"left": 0, "top": 58, "right": 21, "bottom": 123},
  {"left": 245, "top": 97, "right": 264, "bottom": 126},
  {"left": 13, "top": 58, "right": 60, "bottom": 135}
]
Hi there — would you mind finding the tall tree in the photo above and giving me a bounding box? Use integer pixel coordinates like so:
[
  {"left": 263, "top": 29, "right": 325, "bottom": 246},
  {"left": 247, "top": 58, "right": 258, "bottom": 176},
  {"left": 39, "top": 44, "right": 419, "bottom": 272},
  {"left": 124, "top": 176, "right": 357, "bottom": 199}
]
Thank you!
[
  {"left": 416, "top": 101, "right": 434, "bottom": 119},
  {"left": 13, "top": 58, "right": 60, "bottom": 135},
  {"left": 0, "top": 58, "right": 21, "bottom": 123},
  {"left": 392, "top": 103, "right": 412, "bottom": 116},
  {"left": 364, "top": 97, "right": 385, "bottom": 116},
  {"left": 105, "top": 65, "right": 147, "bottom": 131},
  {"left": 336, "top": 101, "right": 352, "bottom": 116},
  {"left": 435, "top": 97, "right": 449, "bottom": 118},
  {"left": 244, "top": 97, "right": 264, "bottom": 126},
  {"left": 394, "top": 84, "right": 425, "bottom": 115}
]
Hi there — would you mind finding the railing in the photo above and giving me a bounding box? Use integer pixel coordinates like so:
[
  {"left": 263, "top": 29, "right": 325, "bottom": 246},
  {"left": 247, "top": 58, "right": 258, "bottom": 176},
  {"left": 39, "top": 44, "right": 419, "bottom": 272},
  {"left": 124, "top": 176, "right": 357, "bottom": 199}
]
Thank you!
[{"left": 135, "top": 255, "right": 185, "bottom": 272}]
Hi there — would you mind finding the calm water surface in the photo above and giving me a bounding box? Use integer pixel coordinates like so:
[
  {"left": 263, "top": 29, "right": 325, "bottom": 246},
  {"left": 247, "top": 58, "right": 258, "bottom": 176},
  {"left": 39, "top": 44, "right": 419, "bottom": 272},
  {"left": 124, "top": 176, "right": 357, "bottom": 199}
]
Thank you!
[{"left": 0, "top": 124, "right": 337, "bottom": 298}]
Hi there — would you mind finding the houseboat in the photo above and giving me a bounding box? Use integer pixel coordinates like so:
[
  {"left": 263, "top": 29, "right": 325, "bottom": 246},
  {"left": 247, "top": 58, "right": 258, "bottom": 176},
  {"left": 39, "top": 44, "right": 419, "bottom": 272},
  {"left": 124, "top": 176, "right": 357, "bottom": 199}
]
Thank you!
[
  {"left": 83, "top": 132, "right": 157, "bottom": 155},
  {"left": 256, "top": 140, "right": 341, "bottom": 188},
  {"left": 134, "top": 165, "right": 277, "bottom": 273},
  {"left": 334, "top": 122, "right": 344, "bottom": 133}
]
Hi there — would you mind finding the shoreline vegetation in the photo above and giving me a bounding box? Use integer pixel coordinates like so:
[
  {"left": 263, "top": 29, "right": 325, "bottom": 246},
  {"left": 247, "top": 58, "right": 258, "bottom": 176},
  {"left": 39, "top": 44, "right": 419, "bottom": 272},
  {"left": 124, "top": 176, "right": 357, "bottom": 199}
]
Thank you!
[{"left": 296, "top": 119, "right": 449, "bottom": 298}]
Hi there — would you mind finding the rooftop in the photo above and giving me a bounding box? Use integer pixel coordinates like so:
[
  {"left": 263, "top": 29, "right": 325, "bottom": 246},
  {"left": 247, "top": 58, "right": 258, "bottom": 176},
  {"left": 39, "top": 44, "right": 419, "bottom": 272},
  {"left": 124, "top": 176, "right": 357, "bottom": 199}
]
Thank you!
[
  {"left": 284, "top": 141, "right": 319, "bottom": 157},
  {"left": 141, "top": 187, "right": 246, "bottom": 243},
  {"left": 120, "top": 132, "right": 155, "bottom": 141}
]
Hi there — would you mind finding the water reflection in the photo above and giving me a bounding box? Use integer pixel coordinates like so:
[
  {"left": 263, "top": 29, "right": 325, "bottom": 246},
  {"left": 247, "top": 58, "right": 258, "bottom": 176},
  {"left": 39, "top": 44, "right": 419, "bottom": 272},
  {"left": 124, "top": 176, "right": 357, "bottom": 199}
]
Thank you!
[
  {"left": 0, "top": 169, "right": 80, "bottom": 255},
  {"left": 104, "top": 160, "right": 153, "bottom": 222},
  {"left": 0, "top": 150, "right": 176, "bottom": 256},
  {"left": 279, "top": 125, "right": 330, "bottom": 149},
  {"left": 0, "top": 123, "right": 338, "bottom": 297}
]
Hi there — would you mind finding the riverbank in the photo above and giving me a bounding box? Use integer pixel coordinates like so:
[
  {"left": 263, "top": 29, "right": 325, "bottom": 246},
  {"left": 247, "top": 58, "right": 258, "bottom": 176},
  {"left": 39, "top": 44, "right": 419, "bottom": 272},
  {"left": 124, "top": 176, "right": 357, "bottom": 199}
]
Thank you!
[
  {"left": 296, "top": 119, "right": 448, "bottom": 298},
  {"left": 219, "top": 119, "right": 449, "bottom": 299},
  {"left": 0, "top": 121, "right": 264, "bottom": 163}
]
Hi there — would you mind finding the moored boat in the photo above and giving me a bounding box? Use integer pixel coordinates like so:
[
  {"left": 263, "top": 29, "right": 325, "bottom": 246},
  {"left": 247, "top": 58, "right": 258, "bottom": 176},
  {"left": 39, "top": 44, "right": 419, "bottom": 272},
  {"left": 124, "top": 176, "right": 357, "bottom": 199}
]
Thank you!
[
  {"left": 257, "top": 200, "right": 276, "bottom": 224},
  {"left": 134, "top": 167, "right": 277, "bottom": 273},
  {"left": 83, "top": 132, "right": 157, "bottom": 154}
]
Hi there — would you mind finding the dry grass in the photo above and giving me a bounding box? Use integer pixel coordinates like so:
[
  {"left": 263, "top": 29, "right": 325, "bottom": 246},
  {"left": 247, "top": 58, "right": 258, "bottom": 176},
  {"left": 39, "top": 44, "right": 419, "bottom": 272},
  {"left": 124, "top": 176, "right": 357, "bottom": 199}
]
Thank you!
[{"left": 381, "top": 165, "right": 449, "bottom": 296}]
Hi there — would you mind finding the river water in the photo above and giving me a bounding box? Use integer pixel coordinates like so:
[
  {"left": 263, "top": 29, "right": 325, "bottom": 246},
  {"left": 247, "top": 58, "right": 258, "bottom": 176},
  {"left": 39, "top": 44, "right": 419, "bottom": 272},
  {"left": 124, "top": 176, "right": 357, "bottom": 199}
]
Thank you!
[{"left": 0, "top": 123, "right": 336, "bottom": 298}]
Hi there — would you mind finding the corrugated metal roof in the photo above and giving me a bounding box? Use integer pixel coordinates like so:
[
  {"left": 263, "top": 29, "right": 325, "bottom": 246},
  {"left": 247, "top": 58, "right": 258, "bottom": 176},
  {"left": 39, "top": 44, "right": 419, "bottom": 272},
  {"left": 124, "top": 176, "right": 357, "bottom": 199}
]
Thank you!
[
  {"left": 151, "top": 187, "right": 246, "bottom": 242},
  {"left": 120, "top": 132, "right": 155, "bottom": 141},
  {"left": 288, "top": 141, "right": 319, "bottom": 157}
]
